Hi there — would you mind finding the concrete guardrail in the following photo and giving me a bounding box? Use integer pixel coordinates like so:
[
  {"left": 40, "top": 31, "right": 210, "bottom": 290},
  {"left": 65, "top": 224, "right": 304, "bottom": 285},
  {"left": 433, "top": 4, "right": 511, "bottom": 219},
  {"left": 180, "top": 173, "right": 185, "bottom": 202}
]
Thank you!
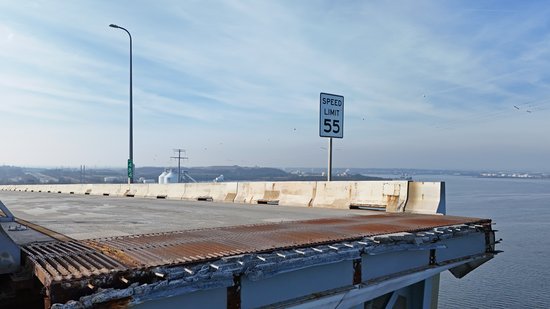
[{"left": 0, "top": 180, "right": 446, "bottom": 214}]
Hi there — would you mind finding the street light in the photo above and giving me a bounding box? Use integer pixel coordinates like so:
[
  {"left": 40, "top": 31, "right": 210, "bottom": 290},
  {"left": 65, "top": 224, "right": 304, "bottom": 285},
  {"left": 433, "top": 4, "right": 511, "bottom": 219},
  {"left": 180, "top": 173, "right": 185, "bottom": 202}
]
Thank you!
[{"left": 109, "top": 24, "right": 134, "bottom": 184}]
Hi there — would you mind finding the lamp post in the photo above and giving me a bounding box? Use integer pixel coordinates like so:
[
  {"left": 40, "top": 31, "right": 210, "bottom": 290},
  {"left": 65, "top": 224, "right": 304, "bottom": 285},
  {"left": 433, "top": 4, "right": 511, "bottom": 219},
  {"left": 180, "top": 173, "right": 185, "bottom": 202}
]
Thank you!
[{"left": 109, "top": 24, "right": 134, "bottom": 184}]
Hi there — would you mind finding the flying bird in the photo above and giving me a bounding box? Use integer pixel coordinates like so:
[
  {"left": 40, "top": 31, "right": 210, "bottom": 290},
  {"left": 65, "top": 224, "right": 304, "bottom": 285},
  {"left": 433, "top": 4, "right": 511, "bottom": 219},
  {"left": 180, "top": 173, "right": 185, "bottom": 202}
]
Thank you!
[
  {"left": 513, "top": 105, "right": 520, "bottom": 110},
  {"left": 526, "top": 110, "right": 532, "bottom": 113}
]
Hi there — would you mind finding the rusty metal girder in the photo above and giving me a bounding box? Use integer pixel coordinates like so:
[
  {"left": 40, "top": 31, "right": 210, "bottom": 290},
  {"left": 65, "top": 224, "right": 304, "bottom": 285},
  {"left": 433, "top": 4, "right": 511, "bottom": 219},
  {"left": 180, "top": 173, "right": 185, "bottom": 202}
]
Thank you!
[
  {"left": 20, "top": 213, "right": 490, "bottom": 305},
  {"left": 22, "top": 241, "right": 126, "bottom": 287},
  {"left": 84, "top": 213, "right": 488, "bottom": 268}
]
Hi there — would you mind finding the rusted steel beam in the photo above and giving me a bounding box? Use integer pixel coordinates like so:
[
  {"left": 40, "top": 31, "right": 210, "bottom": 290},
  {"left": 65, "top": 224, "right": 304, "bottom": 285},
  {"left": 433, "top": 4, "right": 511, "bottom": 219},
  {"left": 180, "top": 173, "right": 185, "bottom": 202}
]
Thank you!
[
  {"left": 21, "top": 240, "right": 128, "bottom": 303},
  {"left": 20, "top": 213, "right": 490, "bottom": 306},
  {"left": 15, "top": 218, "right": 73, "bottom": 242},
  {"left": 84, "top": 214, "right": 488, "bottom": 268}
]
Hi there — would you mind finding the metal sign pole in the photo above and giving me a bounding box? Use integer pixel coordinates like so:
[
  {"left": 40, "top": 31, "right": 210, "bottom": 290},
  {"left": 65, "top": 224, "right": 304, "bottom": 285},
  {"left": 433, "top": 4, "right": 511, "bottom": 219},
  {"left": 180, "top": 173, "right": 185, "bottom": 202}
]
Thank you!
[{"left": 328, "top": 137, "right": 332, "bottom": 181}]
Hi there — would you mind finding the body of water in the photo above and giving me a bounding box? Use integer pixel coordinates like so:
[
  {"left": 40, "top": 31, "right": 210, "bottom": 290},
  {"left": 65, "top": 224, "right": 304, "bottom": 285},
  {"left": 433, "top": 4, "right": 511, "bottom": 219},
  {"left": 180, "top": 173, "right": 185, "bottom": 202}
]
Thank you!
[{"left": 404, "top": 175, "right": 550, "bottom": 308}]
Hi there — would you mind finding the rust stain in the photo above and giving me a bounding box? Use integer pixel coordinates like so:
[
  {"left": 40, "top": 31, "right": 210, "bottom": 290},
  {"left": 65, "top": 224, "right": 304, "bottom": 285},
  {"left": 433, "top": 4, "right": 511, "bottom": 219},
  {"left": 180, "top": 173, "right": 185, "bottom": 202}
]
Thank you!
[
  {"left": 343, "top": 223, "right": 404, "bottom": 234},
  {"left": 299, "top": 218, "right": 355, "bottom": 225},
  {"left": 85, "top": 242, "right": 141, "bottom": 268},
  {"left": 263, "top": 190, "right": 280, "bottom": 200},
  {"left": 15, "top": 218, "right": 74, "bottom": 242},
  {"left": 83, "top": 213, "right": 488, "bottom": 269},
  {"left": 225, "top": 192, "right": 237, "bottom": 202},
  {"left": 22, "top": 241, "right": 126, "bottom": 288},
  {"left": 386, "top": 194, "right": 399, "bottom": 210},
  {"left": 22, "top": 212, "right": 490, "bottom": 300}
]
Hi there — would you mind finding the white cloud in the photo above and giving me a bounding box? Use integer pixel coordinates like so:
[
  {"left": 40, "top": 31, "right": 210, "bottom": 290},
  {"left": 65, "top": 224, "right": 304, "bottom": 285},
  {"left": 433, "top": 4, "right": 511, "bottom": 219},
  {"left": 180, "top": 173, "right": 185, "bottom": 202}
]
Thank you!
[{"left": 0, "top": 1, "right": 548, "bottom": 170}]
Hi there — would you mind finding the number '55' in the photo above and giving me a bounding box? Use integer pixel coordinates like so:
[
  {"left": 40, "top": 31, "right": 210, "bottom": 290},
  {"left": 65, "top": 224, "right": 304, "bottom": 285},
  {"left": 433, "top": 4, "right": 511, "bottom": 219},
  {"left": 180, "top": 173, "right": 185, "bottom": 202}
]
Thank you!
[{"left": 323, "top": 119, "right": 340, "bottom": 133}]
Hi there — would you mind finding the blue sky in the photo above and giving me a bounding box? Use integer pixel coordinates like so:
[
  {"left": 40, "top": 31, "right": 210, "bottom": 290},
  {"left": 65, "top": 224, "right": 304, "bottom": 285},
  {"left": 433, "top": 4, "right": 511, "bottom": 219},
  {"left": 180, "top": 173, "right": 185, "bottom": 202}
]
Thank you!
[{"left": 0, "top": 1, "right": 549, "bottom": 171}]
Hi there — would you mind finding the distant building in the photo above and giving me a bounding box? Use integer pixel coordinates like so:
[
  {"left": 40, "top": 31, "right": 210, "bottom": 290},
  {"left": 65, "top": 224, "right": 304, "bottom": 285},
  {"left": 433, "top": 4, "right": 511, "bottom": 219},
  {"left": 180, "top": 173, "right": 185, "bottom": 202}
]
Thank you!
[
  {"left": 104, "top": 176, "right": 123, "bottom": 183},
  {"left": 138, "top": 177, "right": 156, "bottom": 184}
]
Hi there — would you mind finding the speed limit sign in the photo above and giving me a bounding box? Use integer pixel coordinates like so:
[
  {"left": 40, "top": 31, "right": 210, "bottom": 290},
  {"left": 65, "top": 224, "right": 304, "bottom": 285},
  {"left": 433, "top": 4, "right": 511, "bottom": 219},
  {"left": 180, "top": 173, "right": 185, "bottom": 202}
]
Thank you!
[{"left": 319, "top": 92, "right": 344, "bottom": 138}]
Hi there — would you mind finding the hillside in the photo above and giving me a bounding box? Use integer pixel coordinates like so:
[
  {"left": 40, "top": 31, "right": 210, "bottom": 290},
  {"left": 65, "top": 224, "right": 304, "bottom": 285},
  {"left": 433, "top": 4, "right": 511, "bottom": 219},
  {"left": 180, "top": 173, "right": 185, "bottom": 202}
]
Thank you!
[{"left": 0, "top": 165, "right": 384, "bottom": 184}]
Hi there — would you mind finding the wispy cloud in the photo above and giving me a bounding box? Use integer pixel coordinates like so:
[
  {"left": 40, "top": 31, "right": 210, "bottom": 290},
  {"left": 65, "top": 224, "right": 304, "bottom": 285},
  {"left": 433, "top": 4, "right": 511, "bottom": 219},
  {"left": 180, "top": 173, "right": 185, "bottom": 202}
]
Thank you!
[{"left": 0, "top": 0, "right": 549, "bottom": 170}]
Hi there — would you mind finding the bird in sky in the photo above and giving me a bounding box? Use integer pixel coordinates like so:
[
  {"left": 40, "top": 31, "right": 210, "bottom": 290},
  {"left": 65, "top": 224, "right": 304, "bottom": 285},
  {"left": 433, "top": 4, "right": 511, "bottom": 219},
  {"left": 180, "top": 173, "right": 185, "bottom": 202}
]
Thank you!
[{"left": 513, "top": 105, "right": 520, "bottom": 110}]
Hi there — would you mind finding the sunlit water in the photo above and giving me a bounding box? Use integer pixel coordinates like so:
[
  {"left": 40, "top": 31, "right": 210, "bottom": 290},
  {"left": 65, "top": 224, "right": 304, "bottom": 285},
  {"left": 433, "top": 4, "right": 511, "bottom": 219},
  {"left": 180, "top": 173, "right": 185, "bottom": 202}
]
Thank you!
[{"left": 405, "top": 175, "right": 550, "bottom": 308}]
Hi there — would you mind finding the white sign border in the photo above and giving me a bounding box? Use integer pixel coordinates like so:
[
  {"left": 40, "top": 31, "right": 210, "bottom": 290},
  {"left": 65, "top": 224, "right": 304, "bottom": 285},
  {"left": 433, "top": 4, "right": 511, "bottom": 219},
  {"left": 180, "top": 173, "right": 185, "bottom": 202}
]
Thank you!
[{"left": 319, "top": 92, "right": 344, "bottom": 138}]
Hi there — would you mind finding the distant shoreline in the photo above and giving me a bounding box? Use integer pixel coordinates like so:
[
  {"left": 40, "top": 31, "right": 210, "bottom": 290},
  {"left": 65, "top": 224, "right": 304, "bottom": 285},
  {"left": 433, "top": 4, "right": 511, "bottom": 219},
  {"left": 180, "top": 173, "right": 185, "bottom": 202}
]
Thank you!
[{"left": 1, "top": 165, "right": 548, "bottom": 185}]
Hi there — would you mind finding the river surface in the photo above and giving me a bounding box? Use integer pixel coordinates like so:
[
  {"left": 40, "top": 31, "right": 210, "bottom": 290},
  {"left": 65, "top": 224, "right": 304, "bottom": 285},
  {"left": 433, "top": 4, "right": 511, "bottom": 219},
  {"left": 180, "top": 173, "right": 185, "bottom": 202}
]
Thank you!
[{"left": 382, "top": 175, "right": 550, "bottom": 308}]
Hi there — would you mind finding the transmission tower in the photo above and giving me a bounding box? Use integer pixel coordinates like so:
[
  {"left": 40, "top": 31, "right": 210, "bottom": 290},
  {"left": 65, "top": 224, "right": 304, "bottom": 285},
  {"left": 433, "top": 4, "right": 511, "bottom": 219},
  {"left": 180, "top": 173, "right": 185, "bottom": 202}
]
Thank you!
[
  {"left": 171, "top": 149, "right": 188, "bottom": 183},
  {"left": 80, "top": 165, "right": 86, "bottom": 183}
]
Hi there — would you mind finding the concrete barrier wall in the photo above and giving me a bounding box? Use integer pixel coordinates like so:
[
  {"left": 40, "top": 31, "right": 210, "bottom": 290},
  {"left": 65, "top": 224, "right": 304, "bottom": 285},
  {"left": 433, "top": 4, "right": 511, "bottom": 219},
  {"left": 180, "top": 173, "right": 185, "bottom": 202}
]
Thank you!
[
  {"left": 73, "top": 185, "right": 86, "bottom": 194},
  {"left": 0, "top": 181, "right": 445, "bottom": 214},
  {"left": 145, "top": 184, "right": 171, "bottom": 198},
  {"left": 404, "top": 182, "right": 446, "bottom": 215},
  {"left": 49, "top": 184, "right": 82, "bottom": 194},
  {"left": 182, "top": 183, "right": 238, "bottom": 202},
  {"left": 233, "top": 182, "right": 317, "bottom": 206},
  {"left": 312, "top": 181, "right": 353, "bottom": 209},
  {"left": 271, "top": 181, "right": 317, "bottom": 207},
  {"left": 147, "top": 183, "right": 186, "bottom": 199},
  {"left": 234, "top": 182, "right": 267, "bottom": 204},
  {"left": 350, "top": 181, "right": 409, "bottom": 212},
  {"left": 127, "top": 184, "right": 150, "bottom": 197},
  {"left": 111, "top": 185, "right": 129, "bottom": 197},
  {"left": 88, "top": 184, "right": 121, "bottom": 196},
  {"left": 309, "top": 181, "right": 409, "bottom": 210}
]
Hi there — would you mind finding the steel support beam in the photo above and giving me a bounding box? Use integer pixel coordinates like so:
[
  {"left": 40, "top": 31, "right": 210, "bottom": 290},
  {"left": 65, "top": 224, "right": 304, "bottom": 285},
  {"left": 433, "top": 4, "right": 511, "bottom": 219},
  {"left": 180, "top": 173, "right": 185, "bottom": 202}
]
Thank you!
[
  {"left": 0, "top": 201, "right": 20, "bottom": 274},
  {"left": 285, "top": 258, "right": 479, "bottom": 309}
]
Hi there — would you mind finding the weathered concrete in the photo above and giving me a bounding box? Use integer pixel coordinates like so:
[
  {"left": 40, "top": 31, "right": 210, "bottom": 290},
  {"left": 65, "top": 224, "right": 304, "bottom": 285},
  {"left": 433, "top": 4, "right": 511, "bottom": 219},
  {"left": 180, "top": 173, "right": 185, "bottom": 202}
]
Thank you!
[
  {"left": 146, "top": 183, "right": 186, "bottom": 199},
  {"left": 405, "top": 182, "right": 446, "bottom": 214},
  {"left": 234, "top": 182, "right": 267, "bottom": 204},
  {"left": 0, "top": 180, "right": 446, "bottom": 214},
  {"left": 182, "top": 182, "right": 238, "bottom": 202},
  {"left": 312, "top": 181, "right": 354, "bottom": 209},
  {"left": 0, "top": 191, "right": 374, "bottom": 240},
  {"left": 271, "top": 181, "right": 317, "bottom": 206},
  {"left": 352, "top": 181, "right": 408, "bottom": 212}
]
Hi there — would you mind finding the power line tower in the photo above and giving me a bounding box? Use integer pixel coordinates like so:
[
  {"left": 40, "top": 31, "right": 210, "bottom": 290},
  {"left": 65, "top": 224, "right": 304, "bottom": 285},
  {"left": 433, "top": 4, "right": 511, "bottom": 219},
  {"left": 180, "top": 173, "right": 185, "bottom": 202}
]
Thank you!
[
  {"left": 80, "top": 165, "right": 86, "bottom": 184},
  {"left": 171, "top": 149, "right": 188, "bottom": 183}
]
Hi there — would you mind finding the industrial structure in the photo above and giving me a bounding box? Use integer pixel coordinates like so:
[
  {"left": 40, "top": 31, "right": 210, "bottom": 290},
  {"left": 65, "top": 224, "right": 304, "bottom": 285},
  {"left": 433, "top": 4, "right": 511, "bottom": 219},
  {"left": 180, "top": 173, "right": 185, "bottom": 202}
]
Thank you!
[{"left": 0, "top": 180, "right": 499, "bottom": 308}]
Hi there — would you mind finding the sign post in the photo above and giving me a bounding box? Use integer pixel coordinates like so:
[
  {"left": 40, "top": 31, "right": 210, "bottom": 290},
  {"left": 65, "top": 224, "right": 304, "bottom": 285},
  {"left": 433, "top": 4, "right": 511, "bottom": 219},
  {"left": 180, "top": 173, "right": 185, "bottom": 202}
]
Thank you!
[{"left": 319, "top": 92, "right": 344, "bottom": 181}]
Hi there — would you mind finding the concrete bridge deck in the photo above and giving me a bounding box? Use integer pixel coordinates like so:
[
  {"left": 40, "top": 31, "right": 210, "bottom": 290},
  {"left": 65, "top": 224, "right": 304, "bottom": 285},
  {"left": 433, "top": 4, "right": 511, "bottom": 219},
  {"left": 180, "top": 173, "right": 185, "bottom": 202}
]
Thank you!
[
  {"left": 0, "top": 190, "right": 375, "bottom": 240},
  {"left": 0, "top": 182, "right": 498, "bottom": 309}
]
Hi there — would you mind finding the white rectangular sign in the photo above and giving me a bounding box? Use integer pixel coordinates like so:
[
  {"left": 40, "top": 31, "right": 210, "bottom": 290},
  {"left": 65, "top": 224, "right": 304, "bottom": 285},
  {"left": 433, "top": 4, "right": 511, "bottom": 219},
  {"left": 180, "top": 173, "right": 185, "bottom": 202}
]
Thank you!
[{"left": 319, "top": 92, "right": 344, "bottom": 138}]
